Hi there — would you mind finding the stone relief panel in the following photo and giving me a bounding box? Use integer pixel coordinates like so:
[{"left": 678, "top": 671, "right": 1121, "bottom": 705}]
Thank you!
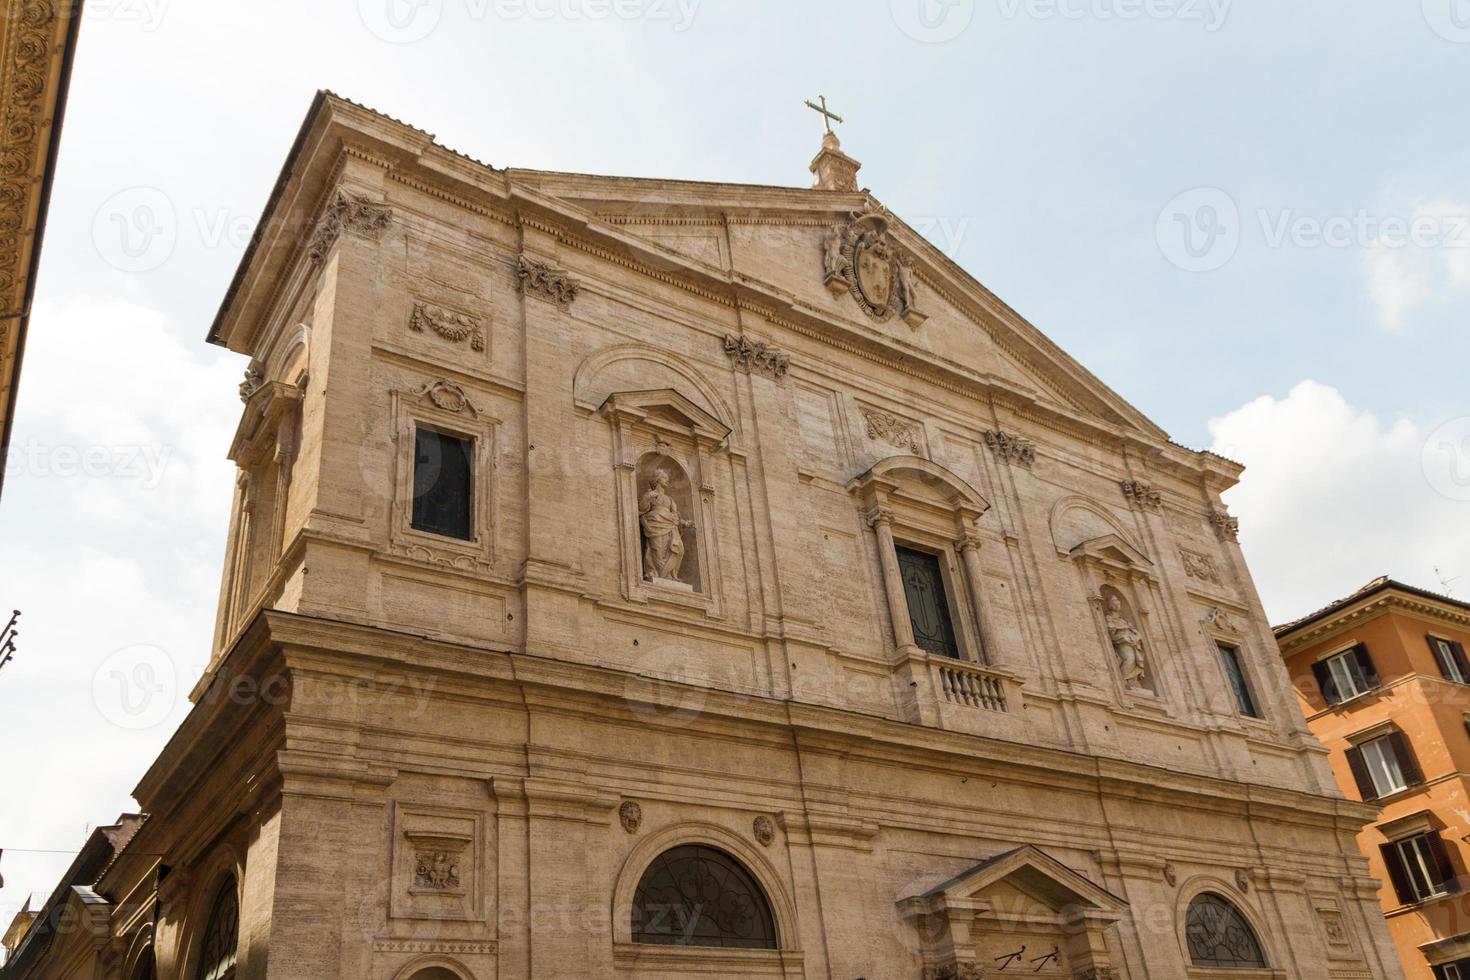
[
  {"left": 861, "top": 407, "right": 925, "bottom": 456},
  {"left": 1180, "top": 548, "right": 1222, "bottom": 585},
  {"left": 410, "top": 301, "right": 486, "bottom": 352},
  {"left": 390, "top": 804, "right": 486, "bottom": 924},
  {"left": 821, "top": 208, "right": 925, "bottom": 327}
]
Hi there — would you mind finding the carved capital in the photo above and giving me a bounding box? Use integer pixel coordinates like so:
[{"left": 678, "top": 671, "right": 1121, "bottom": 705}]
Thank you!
[
  {"left": 517, "top": 254, "right": 580, "bottom": 308},
  {"left": 866, "top": 507, "right": 895, "bottom": 530},
  {"left": 1120, "top": 479, "right": 1162, "bottom": 511},
  {"left": 984, "top": 429, "right": 1036, "bottom": 468},
  {"left": 308, "top": 190, "right": 392, "bottom": 264},
  {"left": 1210, "top": 510, "right": 1240, "bottom": 541},
  {"left": 723, "top": 333, "right": 790, "bottom": 380}
]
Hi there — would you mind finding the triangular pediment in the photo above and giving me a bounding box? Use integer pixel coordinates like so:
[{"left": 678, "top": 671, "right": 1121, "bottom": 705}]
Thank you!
[
  {"left": 510, "top": 170, "right": 1167, "bottom": 440},
  {"left": 1069, "top": 534, "right": 1154, "bottom": 572},
  {"left": 598, "top": 388, "right": 732, "bottom": 443},
  {"left": 906, "top": 845, "right": 1127, "bottom": 919}
]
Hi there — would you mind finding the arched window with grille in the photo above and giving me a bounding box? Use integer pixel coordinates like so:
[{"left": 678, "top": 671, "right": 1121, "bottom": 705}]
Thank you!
[
  {"left": 1185, "top": 892, "right": 1267, "bottom": 969},
  {"left": 196, "top": 876, "right": 240, "bottom": 980},
  {"left": 631, "top": 844, "right": 778, "bottom": 949}
]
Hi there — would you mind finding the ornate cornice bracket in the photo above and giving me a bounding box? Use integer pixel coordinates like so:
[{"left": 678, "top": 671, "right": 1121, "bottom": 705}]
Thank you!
[
  {"left": 307, "top": 190, "right": 392, "bottom": 264},
  {"left": 722, "top": 333, "right": 789, "bottom": 380},
  {"left": 516, "top": 254, "right": 579, "bottom": 308},
  {"left": 984, "top": 429, "right": 1036, "bottom": 469}
]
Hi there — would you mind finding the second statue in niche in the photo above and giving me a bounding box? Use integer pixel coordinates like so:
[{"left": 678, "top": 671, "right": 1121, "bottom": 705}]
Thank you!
[
  {"left": 640, "top": 469, "right": 695, "bottom": 588},
  {"left": 1105, "top": 595, "right": 1148, "bottom": 691}
]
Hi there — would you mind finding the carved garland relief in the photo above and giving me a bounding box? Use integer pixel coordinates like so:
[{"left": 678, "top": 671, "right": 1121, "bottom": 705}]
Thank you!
[{"left": 410, "top": 301, "right": 486, "bottom": 351}]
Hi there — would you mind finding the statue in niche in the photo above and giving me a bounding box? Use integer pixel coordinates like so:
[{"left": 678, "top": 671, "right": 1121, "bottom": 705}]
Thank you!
[
  {"left": 640, "top": 468, "right": 694, "bottom": 586},
  {"left": 1105, "top": 594, "right": 1148, "bottom": 690},
  {"left": 822, "top": 223, "right": 851, "bottom": 283}
]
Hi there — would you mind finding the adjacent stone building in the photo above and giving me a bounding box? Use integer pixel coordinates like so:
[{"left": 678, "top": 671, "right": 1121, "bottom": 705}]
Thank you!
[
  {"left": 1, "top": 92, "right": 1405, "bottom": 979},
  {"left": 1278, "top": 578, "right": 1470, "bottom": 980}
]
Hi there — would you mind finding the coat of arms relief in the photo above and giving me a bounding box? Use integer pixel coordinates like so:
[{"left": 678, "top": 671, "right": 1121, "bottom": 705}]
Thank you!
[{"left": 822, "top": 209, "right": 926, "bottom": 327}]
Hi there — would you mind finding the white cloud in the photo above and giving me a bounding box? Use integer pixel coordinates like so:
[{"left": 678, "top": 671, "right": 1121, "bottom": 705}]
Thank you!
[
  {"left": 1363, "top": 198, "right": 1470, "bottom": 333},
  {"left": 1211, "top": 380, "right": 1470, "bottom": 623}
]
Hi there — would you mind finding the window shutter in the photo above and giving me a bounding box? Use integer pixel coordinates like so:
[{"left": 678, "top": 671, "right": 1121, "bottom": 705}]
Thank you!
[
  {"left": 1387, "top": 730, "right": 1424, "bottom": 786},
  {"left": 1312, "top": 659, "right": 1341, "bottom": 705},
  {"left": 1454, "top": 641, "right": 1470, "bottom": 682},
  {"left": 1380, "top": 842, "right": 1415, "bottom": 904},
  {"left": 1430, "top": 634, "right": 1457, "bottom": 679},
  {"left": 1345, "top": 745, "right": 1377, "bottom": 800},
  {"left": 1353, "top": 644, "right": 1380, "bottom": 688},
  {"left": 1428, "top": 832, "right": 1462, "bottom": 894}
]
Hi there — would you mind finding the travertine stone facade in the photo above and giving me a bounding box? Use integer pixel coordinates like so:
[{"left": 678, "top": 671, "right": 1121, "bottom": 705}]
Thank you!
[{"left": 1, "top": 93, "right": 1403, "bottom": 980}]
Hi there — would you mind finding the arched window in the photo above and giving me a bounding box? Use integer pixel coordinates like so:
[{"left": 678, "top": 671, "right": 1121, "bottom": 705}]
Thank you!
[
  {"left": 1186, "top": 893, "right": 1267, "bottom": 969},
  {"left": 196, "top": 876, "right": 240, "bottom": 980},
  {"left": 631, "top": 844, "right": 778, "bottom": 949}
]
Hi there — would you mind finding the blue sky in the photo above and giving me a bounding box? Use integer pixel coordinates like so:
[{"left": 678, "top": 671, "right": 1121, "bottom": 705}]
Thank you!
[{"left": 2, "top": 0, "right": 1468, "bottom": 930}]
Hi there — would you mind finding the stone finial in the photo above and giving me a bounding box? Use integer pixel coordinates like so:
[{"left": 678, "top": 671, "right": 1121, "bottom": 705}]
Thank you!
[{"left": 810, "top": 131, "right": 862, "bottom": 193}]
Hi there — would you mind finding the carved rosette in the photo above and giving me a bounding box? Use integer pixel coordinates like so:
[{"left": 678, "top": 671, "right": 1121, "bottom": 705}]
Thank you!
[
  {"left": 618, "top": 800, "right": 642, "bottom": 834},
  {"left": 410, "top": 302, "right": 485, "bottom": 351},
  {"left": 1211, "top": 510, "right": 1240, "bottom": 541},
  {"left": 1120, "top": 479, "right": 1162, "bottom": 511},
  {"left": 863, "top": 408, "right": 924, "bottom": 455},
  {"left": 723, "top": 333, "right": 790, "bottom": 380},
  {"left": 307, "top": 190, "right": 392, "bottom": 264},
  {"left": 821, "top": 209, "right": 924, "bottom": 327},
  {"left": 984, "top": 429, "right": 1036, "bottom": 469},
  {"left": 516, "top": 254, "right": 579, "bottom": 308}
]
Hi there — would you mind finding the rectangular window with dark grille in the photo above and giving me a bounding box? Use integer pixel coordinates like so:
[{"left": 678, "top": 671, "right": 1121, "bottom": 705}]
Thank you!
[
  {"left": 1217, "top": 643, "right": 1259, "bottom": 718},
  {"left": 895, "top": 546, "right": 960, "bottom": 659},
  {"left": 411, "top": 426, "right": 474, "bottom": 540}
]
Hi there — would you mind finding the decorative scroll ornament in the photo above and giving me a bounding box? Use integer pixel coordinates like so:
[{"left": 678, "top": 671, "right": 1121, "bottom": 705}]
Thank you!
[
  {"left": 821, "top": 209, "right": 924, "bottom": 326},
  {"left": 1203, "top": 606, "right": 1242, "bottom": 634},
  {"left": 618, "top": 800, "right": 642, "bottom": 834},
  {"left": 1180, "top": 548, "right": 1222, "bottom": 584},
  {"left": 410, "top": 302, "right": 485, "bottom": 351},
  {"left": 863, "top": 409, "right": 924, "bottom": 455},
  {"left": 1120, "top": 480, "right": 1162, "bottom": 511},
  {"left": 414, "top": 379, "right": 476, "bottom": 416},
  {"left": 308, "top": 190, "right": 392, "bottom": 264},
  {"left": 723, "top": 333, "right": 790, "bottom": 380},
  {"left": 753, "top": 815, "right": 775, "bottom": 847},
  {"left": 1211, "top": 510, "right": 1240, "bottom": 541},
  {"left": 239, "top": 363, "right": 265, "bottom": 403},
  {"left": 516, "top": 254, "right": 579, "bottom": 308},
  {"left": 984, "top": 429, "right": 1036, "bottom": 469}
]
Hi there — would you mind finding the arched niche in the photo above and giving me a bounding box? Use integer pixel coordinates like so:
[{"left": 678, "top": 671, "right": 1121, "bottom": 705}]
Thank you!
[
  {"left": 392, "top": 956, "right": 474, "bottom": 980},
  {"left": 1048, "top": 494, "right": 1140, "bottom": 557},
  {"left": 1099, "top": 584, "right": 1153, "bottom": 694},
  {"left": 575, "top": 343, "right": 736, "bottom": 440},
  {"left": 601, "top": 389, "right": 731, "bottom": 615}
]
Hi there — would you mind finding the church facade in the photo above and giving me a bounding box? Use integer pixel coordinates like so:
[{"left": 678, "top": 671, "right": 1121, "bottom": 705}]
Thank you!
[{"left": 3, "top": 93, "right": 1403, "bottom": 980}]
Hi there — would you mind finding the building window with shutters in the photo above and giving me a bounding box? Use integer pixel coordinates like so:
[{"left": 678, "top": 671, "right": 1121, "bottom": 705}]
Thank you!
[
  {"left": 1312, "top": 643, "right": 1379, "bottom": 705},
  {"left": 1346, "top": 728, "right": 1423, "bottom": 801},
  {"left": 1435, "top": 958, "right": 1470, "bottom": 980},
  {"left": 1431, "top": 635, "right": 1470, "bottom": 684},
  {"left": 1382, "top": 831, "right": 1459, "bottom": 905}
]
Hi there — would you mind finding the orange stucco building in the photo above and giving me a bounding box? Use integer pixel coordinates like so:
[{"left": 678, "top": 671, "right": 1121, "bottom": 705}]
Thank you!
[{"left": 1278, "top": 578, "right": 1470, "bottom": 980}]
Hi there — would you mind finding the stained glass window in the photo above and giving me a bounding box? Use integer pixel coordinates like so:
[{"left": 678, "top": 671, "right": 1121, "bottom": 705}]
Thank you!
[
  {"left": 631, "top": 845, "right": 778, "bottom": 949},
  {"left": 896, "top": 546, "right": 960, "bottom": 658},
  {"left": 1186, "top": 893, "right": 1267, "bottom": 969},
  {"left": 196, "top": 877, "right": 239, "bottom": 980}
]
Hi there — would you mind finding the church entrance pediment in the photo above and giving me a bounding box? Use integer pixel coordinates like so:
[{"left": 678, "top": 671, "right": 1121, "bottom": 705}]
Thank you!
[{"left": 897, "top": 846, "right": 1125, "bottom": 980}]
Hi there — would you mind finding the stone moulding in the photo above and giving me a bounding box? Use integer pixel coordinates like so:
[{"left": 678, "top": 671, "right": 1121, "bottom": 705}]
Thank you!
[
  {"left": 983, "top": 429, "right": 1036, "bottom": 469},
  {"left": 516, "top": 254, "right": 579, "bottom": 308},
  {"left": 410, "top": 301, "right": 486, "bottom": 351},
  {"left": 307, "top": 190, "right": 392, "bottom": 264},
  {"left": 722, "top": 333, "right": 789, "bottom": 380}
]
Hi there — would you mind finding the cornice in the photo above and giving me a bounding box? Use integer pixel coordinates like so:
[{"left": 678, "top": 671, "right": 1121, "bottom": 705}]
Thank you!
[{"left": 1277, "top": 591, "right": 1470, "bottom": 654}]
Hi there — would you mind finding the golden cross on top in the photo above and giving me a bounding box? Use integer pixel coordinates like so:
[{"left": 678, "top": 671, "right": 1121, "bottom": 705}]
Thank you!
[{"left": 804, "top": 95, "right": 844, "bottom": 135}]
